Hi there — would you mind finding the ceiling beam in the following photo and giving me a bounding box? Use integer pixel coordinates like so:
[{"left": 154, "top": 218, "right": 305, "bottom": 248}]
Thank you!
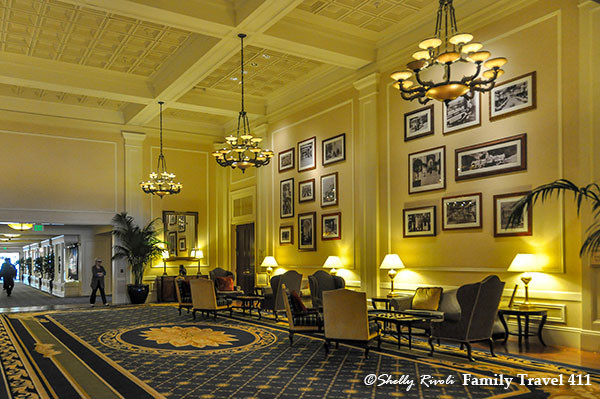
[{"left": 175, "top": 88, "right": 265, "bottom": 118}]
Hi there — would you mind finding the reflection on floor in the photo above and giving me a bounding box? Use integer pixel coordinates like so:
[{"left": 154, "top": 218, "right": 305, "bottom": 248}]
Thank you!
[{"left": 0, "top": 281, "right": 112, "bottom": 313}]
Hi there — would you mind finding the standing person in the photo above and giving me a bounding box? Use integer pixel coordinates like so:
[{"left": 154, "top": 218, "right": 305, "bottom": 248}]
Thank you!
[
  {"left": 0, "top": 258, "right": 17, "bottom": 296},
  {"left": 90, "top": 258, "right": 108, "bottom": 306}
]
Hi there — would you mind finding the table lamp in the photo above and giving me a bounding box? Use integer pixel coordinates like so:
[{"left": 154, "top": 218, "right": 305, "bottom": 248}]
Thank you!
[
  {"left": 380, "top": 254, "right": 405, "bottom": 298},
  {"left": 161, "top": 249, "right": 170, "bottom": 276},
  {"left": 507, "top": 253, "right": 542, "bottom": 310},
  {"left": 260, "top": 256, "right": 278, "bottom": 282},
  {"left": 190, "top": 248, "right": 204, "bottom": 275},
  {"left": 323, "top": 256, "right": 343, "bottom": 275}
]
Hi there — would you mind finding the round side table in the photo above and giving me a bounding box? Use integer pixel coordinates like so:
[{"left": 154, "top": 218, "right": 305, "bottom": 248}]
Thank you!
[{"left": 498, "top": 307, "right": 548, "bottom": 347}]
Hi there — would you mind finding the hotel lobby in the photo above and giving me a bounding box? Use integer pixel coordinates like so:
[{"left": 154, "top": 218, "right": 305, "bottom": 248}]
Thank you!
[{"left": 0, "top": 0, "right": 599, "bottom": 398}]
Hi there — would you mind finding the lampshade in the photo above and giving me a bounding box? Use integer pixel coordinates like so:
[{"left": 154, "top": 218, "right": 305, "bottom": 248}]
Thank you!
[
  {"left": 323, "top": 256, "right": 343, "bottom": 269},
  {"left": 507, "top": 254, "right": 542, "bottom": 272},
  {"left": 379, "top": 254, "right": 405, "bottom": 270},
  {"left": 8, "top": 223, "right": 33, "bottom": 231},
  {"left": 260, "top": 256, "right": 278, "bottom": 268},
  {"left": 191, "top": 248, "right": 204, "bottom": 259},
  {"left": 161, "top": 250, "right": 170, "bottom": 260}
]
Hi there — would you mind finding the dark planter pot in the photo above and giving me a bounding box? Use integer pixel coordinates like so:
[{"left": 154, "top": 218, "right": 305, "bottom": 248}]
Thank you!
[{"left": 127, "top": 284, "right": 150, "bottom": 304}]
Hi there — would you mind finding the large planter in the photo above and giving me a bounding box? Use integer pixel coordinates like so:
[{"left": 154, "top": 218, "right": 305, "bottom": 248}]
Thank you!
[{"left": 127, "top": 284, "right": 150, "bottom": 304}]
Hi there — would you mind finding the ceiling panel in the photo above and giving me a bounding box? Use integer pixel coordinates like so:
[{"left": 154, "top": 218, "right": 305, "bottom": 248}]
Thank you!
[
  {"left": 161, "top": 108, "right": 231, "bottom": 126},
  {"left": 0, "top": 0, "right": 195, "bottom": 77},
  {"left": 196, "top": 45, "right": 323, "bottom": 98}
]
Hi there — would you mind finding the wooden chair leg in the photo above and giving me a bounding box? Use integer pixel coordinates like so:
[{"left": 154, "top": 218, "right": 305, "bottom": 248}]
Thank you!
[
  {"left": 178, "top": 306, "right": 182, "bottom": 315},
  {"left": 377, "top": 335, "right": 382, "bottom": 350},
  {"left": 324, "top": 340, "right": 330, "bottom": 355},
  {"left": 192, "top": 310, "right": 196, "bottom": 320},
  {"left": 465, "top": 342, "right": 474, "bottom": 362},
  {"left": 428, "top": 336, "right": 435, "bottom": 357},
  {"left": 289, "top": 332, "right": 294, "bottom": 346},
  {"left": 487, "top": 338, "right": 496, "bottom": 357},
  {"left": 364, "top": 344, "right": 370, "bottom": 359},
  {"left": 229, "top": 308, "right": 233, "bottom": 317},
  {"left": 335, "top": 342, "right": 339, "bottom": 349}
]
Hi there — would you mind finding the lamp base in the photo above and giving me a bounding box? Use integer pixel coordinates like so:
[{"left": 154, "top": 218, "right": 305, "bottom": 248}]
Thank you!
[{"left": 517, "top": 303, "right": 538, "bottom": 310}]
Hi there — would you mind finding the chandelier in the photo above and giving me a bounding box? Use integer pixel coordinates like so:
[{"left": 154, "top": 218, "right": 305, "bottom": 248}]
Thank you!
[
  {"left": 390, "top": 0, "right": 507, "bottom": 104},
  {"left": 212, "top": 33, "right": 273, "bottom": 172},
  {"left": 140, "top": 101, "right": 182, "bottom": 197},
  {"left": 8, "top": 223, "right": 33, "bottom": 231}
]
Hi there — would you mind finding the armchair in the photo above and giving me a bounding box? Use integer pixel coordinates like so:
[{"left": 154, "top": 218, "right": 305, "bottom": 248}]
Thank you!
[
  {"left": 390, "top": 286, "right": 452, "bottom": 332},
  {"left": 190, "top": 277, "right": 233, "bottom": 320},
  {"left": 308, "top": 270, "right": 345, "bottom": 309},
  {"left": 322, "top": 289, "right": 381, "bottom": 358},
  {"left": 428, "top": 275, "right": 505, "bottom": 361},
  {"left": 280, "top": 283, "right": 323, "bottom": 346},
  {"left": 209, "top": 267, "right": 244, "bottom": 296},
  {"left": 174, "top": 277, "right": 192, "bottom": 315},
  {"left": 259, "top": 270, "right": 302, "bottom": 320}
]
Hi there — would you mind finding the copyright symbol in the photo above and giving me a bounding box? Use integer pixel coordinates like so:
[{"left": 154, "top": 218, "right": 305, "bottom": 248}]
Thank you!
[{"left": 364, "top": 374, "right": 377, "bottom": 385}]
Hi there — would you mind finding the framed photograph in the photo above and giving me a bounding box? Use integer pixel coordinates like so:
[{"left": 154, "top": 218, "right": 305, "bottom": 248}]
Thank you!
[
  {"left": 320, "top": 172, "right": 338, "bottom": 207},
  {"left": 279, "top": 225, "right": 293, "bottom": 245},
  {"left": 404, "top": 105, "right": 434, "bottom": 141},
  {"left": 177, "top": 215, "right": 186, "bottom": 233},
  {"left": 494, "top": 191, "right": 532, "bottom": 237},
  {"left": 443, "top": 93, "right": 481, "bottom": 134},
  {"left": 280, "top": 178, "right": 294, "bottom": 218},
  {"left": 490, "top": 71, "right": 536, "bottom": 121},
  {"left": 408, "top": 146, "right": 445, "bottom": 194},
  {"left": 298, "top": 212, "right": 317, "bottom": 251},
  {"left": 168, "top": 214, "right": 177, "bottom": 225},
  {"left": 297, "top": 136, "right": 316, "bottom": 172},
  {"left": 278, "top": 147, "right": 295, "bottom": 173},
  {"left": 322, "top": 133, "right": 346, "bottom": 166},
  {"left": 442, "top": 193, "right": 482, "bottom": 230},
  {"left": 178, "top": 237, "right": 186, "bottom": 252},
  {"left": 168, "top": 231, "right": 177, "bottom": 255},
  {"left": 455, "top": 133, "right": 527, "bottom": 181},
  {"left": 298, "top": 178, "right": 315, "bottom": 203},
  {"left": 322, "top": 212, "right": 341, "bottom": 240},
  {"left": 403, "top": 206, "right": 436, "bottom": 237}
]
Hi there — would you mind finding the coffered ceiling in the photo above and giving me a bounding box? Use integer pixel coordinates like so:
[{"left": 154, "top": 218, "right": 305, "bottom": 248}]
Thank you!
[{"left": 0, "top": 0, "right": 534, "bottom": 137}]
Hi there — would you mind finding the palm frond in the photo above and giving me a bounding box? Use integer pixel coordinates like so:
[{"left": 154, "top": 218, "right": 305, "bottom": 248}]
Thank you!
[{"left": 581, "top": 221, "right": 600, "bottom": 257}]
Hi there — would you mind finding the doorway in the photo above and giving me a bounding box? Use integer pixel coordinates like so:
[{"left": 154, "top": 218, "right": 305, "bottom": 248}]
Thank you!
[{"left": 235, "top": 223, "right": 255, "bottom": 294}]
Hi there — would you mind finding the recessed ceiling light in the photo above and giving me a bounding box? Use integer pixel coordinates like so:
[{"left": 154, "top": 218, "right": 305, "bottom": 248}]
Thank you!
[
  {"left": 250, "top": 62, "right": 258, "bottom": 67},
  {"left": 230, "top": 77, "right": 238, "bottom": 81},
  {"left": 262, "top": 54, "right": 271, "bottom": 59}
]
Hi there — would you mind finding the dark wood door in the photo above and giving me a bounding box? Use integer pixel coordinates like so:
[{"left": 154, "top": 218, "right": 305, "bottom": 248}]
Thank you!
[{"left": 236, "top": 223, "right": 255, "bottom": 294}]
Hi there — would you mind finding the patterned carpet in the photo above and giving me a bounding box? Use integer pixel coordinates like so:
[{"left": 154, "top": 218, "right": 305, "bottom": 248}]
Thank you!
[{"left": 1, "top": 305, "right": 598, "bottom": 398}]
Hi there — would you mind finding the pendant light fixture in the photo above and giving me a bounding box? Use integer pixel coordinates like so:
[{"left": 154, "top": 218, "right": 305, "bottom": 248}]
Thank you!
[
  {"left": 140, "top": 101, "right": 182, "bottom": 197},
  {"left": 390, "top": 0, "right": 507, "bottom": 104},
  {"left": 212, "top": 33, "right": 273, "bottom": 172}
]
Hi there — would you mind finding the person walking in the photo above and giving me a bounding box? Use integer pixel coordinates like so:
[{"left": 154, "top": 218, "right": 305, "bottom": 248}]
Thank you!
[
  {"left": 90, "top": 258, "right": 108, "bottom": 306},
  {"left": 0, "top": 258, "right": 17, "bottom": 296}
]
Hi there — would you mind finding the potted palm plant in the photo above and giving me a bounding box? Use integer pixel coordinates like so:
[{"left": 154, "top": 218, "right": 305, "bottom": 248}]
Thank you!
[
  {"left": 111, "top": 212, "right": 163, "bottom": 304},
  {"left": 509, "top": 179, "right": 600, "bottom": 256}
]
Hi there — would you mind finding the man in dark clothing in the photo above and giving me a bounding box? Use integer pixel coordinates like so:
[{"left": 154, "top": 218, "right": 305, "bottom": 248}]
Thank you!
[
  {"left": 0, "top": 259, "right": 17, "bottom": 296},
  {"left": 90, "top": 258, "right": 108, "bottom": 306}
]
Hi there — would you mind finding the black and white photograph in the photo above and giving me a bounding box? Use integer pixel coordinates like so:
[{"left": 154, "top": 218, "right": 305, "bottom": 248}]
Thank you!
[
  {"left": 279, "top": 225, "right": 293, "bottom": 245},
  {"left": 298, "top": 178, "right": 315, "bottom": 203},
  {"left": 404, "top": 105, "right": 434, "bottom": 141},
  {"left": 168, "top": 231, "right": 177, "bottom": 256},
  {"left": 280, "top": 178, "right": 294, "bottom": 218},
  {"left": 490, "top": 71, "right": 536, "bottom": 120},
  {"left": 494, "top": 192, "right": 532, "bottom": 237},
  {"left": 442, "top": 193, "right": 482, "bottom": 230},
  {"left": 322, "top": 133, "right": 346, "bottom": 166},
  {"left": 177, "top": 215, "right": 186, "bottom": 233},
  {"left": 443, "top": 93, "right": 481, "bottom": 134},
  {"left": 409, "top": 146, "right": 445, "bottom": 194},
  {"left": 320, "top": 172, "right": 338, "bottom": 207},
  {"left": 297, "top": 136, "right": 316, "bottom": 172},
  {"left": 322, "top": 212, "right": 341, "bottom": 240},
  {"left": 278, "top": 147, "right": 295, "bottom": 173},
  {"left": 178, "top": 237, "right": 186, "bottom": 252},
  {"left": 298, "top": 212, "right": 317, "bottom": 251},
  {"left": 455, "top": 133, "right": 527, "bottom": 181},
  {"left": 403, "top": 206, "right": 436, "bottom": 237}
]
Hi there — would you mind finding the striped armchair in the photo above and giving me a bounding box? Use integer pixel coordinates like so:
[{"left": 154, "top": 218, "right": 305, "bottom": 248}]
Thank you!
[{"left": 281, "top": 283, "right": 322, "bottom": 346}]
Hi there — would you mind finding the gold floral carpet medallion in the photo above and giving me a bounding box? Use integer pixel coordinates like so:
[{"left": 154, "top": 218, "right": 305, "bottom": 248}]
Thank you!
[{"left": 99, "top": 322, "right": 277, "bottom": 356}]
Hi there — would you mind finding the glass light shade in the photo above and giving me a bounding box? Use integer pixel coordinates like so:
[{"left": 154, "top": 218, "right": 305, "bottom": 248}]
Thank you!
[
  {"left": 461, "top": 42, "right": 483, "bottom": 54},
  {"left": 323, "top": 256, "right": 343, "bottom": 269},
  {"left": 261, "top": 256, "right": 278, "bottom": 268},
  {"left": 379, "top": 254, "right": 405, "bottom": 270},
  {"left": 484, "top": 57, "right": 508, "bottom": 69},
  {"left": 426, "top": 83, "right": 469, "bottom": 101},
  {"left": 419, "top": 37, "right": 442, "bottom": 49},
  {"left": 436, "top": 51, "right": 460, "bottom": 64},
  {"left": 8, "top": 223, "right": 33, "bottom": 231},
  {"left": 406, "top": 59, "right": 427, "bottom": 71},
  {"left": 483, "top": 69, "right": 504, "bottom": 79},
  {"left": 240, "top": 134, "right": 252, "bottom": 140},
  {"left": 251, "top": 137, "right": 263, "bottom": 143},
  {"left": 161, "top": 250, "right": 170, "bottom": 260},
  {"left": 507, "top": 254, "right": 542, "bottom": 272},
  {"left": 190, "top": 248, "right": 204, "bottom": 259},
  {"left": 467, "top": 51, "right": 491, "bottom": 62},
  {"left": 3, "top": 234, "right": 20, "bottom": 238},
  {"left": 390, "top": 70, "right": 413, "bottom": 81},
  {"left": 412, "top": 50, "right": 430, "bottom": 61},
  {"left": 449, "top": 32, "right": 473, "bottom": 45}
]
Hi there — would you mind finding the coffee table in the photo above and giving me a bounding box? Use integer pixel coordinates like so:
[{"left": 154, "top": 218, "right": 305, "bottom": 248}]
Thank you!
[
  {"left": 372, "top": 311, "right": 443, "bottom": 350},
  {"left": 230, "top": 295, "right": 262, "bottom": 318}
]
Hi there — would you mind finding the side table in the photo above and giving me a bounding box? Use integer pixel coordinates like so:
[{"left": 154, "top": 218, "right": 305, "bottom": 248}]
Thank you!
[
  {"left": 498, "top": 308, "right": 548, "bottom": 347},
  {"left": 371, "top": 297, "right": 393, "bottom": 311}
]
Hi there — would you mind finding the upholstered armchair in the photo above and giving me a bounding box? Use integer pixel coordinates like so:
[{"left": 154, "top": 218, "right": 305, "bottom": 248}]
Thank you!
[
  {"left": 175, "top": 277, "right": 192, "bottom": 315},
  {"left": 259, "top": 270, "right": 302, "bottom": 320},
  {"left": 428, "top": 275, "right": 505, "bottom": 361},
  {"left": 209, "top": 267, "right": 244, "bottom": 297},
  {"left": 322, "top": 289, "right": 381, "bottom": 358},
  {"left": 308, "top": 270, "right": 345, "bottom": 309},
  {"left": 390, "top": 287, "right": 452, "bottom": 332},
  {"left": 190, "top": 277, "right": 233, "bottom": 320},
  {"left": 280, "top": 283, "right": 323, "bottom": 346}
]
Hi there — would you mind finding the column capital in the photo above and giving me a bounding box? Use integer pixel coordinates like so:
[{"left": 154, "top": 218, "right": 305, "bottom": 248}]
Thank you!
[
  {"left": 353, "top": 73, "right": 380, "bottom": 97},
  {"left": 122, "top": 131, "right": 146, "bottom": 145}
]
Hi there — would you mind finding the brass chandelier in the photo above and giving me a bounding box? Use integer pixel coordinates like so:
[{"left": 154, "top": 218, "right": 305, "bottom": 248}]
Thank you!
[
  {"left": 212, "top": 33, "right": 273, "bottom": 172},
  {"left": 140, "top": 101, "right": 182, "bottom": 197},
  {"left": 390, "top": 0, "right": 507, "bottom": 104}
]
